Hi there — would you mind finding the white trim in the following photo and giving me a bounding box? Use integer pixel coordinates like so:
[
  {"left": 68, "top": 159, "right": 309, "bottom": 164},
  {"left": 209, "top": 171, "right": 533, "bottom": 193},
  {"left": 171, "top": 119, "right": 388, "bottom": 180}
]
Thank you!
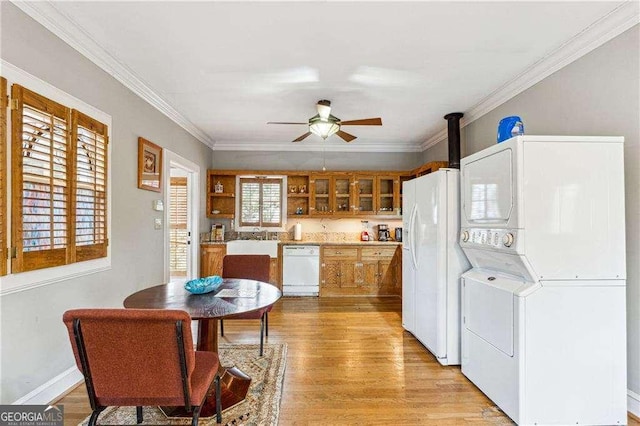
[
  {"left": 629, "top": 389, "right": 640, "bottom": 419},
  {"left": 211, "top": 141, "right": 421, "bottom": 153},
  {"left": 9, "top": 0, "right": 215, "bottom": 149},
  {"left": 12, "top": 366, "right": 83, "bottom": 405},
  {"left": 0, "top": 61, "right": 113, "bottom": 296},
  {"left": 0, "top": 263, "right": 111, "bottom": 297},
  {"left": 163, "top": 151, "right": 200, "bottom": 284},
  {"left": 420, "top": 1, "right": 640, "bottom": 152}
]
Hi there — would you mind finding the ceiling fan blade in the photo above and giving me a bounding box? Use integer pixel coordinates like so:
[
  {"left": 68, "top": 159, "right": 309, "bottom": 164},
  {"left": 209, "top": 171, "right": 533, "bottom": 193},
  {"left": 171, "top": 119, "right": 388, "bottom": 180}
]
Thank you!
[
  {"left": 339, "top": 117, "right": 382, "bottom": 126},
  {"left": 292, "top": 132, "right": 312, "bottom": 142},
  {"left": 336, "top": 130, "right": 357, "bottom": 142},
  {"left": 267, "top": 121, "right": 308, "bottom": 125}
]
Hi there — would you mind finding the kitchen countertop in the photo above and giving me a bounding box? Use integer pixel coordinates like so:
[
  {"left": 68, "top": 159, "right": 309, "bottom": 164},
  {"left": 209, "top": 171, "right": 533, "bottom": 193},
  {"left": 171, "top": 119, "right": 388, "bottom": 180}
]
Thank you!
[
  {"left": 280, "top": 240, "right": 401, "bottom": 246},
  {"left": 201, "top": 240, "right": 401, "bottom": 246}
]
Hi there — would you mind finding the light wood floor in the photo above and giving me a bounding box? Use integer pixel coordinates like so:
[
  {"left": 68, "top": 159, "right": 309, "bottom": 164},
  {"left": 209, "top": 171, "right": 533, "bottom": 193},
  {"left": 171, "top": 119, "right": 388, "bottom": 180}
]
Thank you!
[{"left": 57, "top": 297, "right": 639, "bottom": 425}]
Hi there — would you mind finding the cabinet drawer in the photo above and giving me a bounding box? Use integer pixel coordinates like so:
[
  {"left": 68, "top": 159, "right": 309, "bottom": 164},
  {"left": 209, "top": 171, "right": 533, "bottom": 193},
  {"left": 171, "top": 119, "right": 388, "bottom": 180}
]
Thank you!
[
  {"left": 361, "top": 246, "right": 398, "bottom": 260},
  {"left": 322, "top": 246, "right": 359, "bottom": 260}
]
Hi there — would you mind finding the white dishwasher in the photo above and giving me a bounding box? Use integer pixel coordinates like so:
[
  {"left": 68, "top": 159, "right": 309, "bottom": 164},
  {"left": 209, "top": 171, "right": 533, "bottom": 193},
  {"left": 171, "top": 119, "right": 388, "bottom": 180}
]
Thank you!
[{"left": 282, "top": 245, "right": 320, "bottom": 296}]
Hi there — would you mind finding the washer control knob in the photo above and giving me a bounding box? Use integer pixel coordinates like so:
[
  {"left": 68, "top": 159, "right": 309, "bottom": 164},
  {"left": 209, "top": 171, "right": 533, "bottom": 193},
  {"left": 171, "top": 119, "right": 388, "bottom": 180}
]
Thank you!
[
  {"left": 462, "top": 231, "right": 469, "bottom": 242},
  {"left": 502, "top": 233, "right": 515, "bottom": 247}
]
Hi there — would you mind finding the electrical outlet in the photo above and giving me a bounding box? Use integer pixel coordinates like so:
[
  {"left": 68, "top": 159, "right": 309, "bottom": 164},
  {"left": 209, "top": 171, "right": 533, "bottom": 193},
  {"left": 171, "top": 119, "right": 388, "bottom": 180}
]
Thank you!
[{"left": 154, "top": 218, "right": 162, "bottom": 230}]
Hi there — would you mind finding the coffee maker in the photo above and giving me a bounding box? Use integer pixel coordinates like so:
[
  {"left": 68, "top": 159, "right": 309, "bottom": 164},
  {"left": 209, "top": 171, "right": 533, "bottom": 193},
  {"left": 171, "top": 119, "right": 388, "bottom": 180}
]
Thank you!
[{"left": 377, "top": 224, "right": 390, "bottom": 242}]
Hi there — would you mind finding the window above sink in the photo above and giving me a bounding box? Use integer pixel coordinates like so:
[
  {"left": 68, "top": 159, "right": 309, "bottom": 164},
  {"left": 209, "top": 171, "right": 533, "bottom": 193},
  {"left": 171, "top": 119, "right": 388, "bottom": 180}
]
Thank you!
[{"left": 235, "top": 175, "right": 287, "bottom": 232}]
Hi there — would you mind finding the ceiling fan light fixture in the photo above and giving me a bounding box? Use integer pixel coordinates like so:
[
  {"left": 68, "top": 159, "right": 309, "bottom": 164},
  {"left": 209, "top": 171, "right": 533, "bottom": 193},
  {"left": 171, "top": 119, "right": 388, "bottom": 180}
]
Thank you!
[{"left": 309, "top": 119, "right": 340, "bottom": 140}]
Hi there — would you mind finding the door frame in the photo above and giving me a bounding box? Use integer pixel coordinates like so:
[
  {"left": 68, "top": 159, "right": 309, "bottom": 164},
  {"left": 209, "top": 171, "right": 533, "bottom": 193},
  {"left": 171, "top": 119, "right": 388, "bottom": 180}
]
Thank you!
[{"left": 163, "top": 150, "right": 200, "bottom": 283}]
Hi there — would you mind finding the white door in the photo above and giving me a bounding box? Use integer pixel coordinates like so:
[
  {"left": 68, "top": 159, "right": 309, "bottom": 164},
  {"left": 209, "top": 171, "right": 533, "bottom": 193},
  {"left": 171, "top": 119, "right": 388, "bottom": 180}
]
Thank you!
[
  {"left": 164, "top": 151, "right": 200, "bottom": 284},
  {"left": 413, "top": 172, "right": 446, "bottom": 358},
  {"left": 401, "top": 179, "right": 416, "bottom": 333}
]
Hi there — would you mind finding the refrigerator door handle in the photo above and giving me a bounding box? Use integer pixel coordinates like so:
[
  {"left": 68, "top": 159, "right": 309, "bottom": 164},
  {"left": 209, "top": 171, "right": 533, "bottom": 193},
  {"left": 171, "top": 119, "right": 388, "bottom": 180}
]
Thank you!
[{"left": 409, "top": 205, "right": 419, "bottom": 269}]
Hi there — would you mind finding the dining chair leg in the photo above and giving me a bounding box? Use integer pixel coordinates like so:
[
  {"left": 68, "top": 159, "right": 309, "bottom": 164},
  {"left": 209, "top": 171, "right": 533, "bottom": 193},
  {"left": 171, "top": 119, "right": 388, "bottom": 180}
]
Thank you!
[
  {"left": 220, "top": 319, "right": 224, "bottom": 337},
  {"left": 215, "top": 374, "right": 222, "bottom": 424},
  {"left": 259, "top": 314, "right": 265, "bottom": 356},
  {"left": 136, "top": 406, "right": 143, "bottom": 424},
  {"left": 265, "top": 311, "right": 269, "bottom": 337},
  {"left": 191, "top": 404, "right": 202, "bottom": 426},
  {"left": 88, "top": 408, "right": 104, "bottom": 426}
]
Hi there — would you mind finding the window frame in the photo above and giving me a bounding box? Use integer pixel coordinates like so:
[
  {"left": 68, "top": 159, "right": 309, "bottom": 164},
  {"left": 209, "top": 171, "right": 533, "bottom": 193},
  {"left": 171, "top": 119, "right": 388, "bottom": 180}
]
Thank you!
[
  {"left": 235, "top": 175, "right": 287, "bottom": 232},
  {"left": 0, "top": 60, "right": 112, "bottom": 296}
]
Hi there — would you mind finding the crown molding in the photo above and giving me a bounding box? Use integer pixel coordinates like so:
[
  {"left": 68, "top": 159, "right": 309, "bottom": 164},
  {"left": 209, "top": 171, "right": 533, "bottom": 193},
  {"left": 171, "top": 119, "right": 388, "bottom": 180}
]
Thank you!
[
  {"left": 10, "top": 0, "right": 216, "bottom": 149},
  {"left": 210, "top": 141, "right": 421, "bottom": 153},
  {"left": 13, "top": 1, "right": 638, "bottom": 154},
  {"left": 420, "top": 1, "right": 640, "bottom": 152}
]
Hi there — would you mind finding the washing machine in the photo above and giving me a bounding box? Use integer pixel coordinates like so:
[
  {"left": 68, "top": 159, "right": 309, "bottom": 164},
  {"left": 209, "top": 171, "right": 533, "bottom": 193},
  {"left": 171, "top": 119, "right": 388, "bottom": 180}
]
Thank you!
[{"left": 459, "top": 135, "right": 627, "bottom": 425}]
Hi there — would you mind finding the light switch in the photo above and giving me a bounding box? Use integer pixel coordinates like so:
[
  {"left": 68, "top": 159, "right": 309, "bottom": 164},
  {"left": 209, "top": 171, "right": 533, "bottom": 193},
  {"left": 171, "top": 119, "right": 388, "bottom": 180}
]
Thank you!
[
  {"left": 153, "top": 200, "right": 164, "bottom": 211},
  {"left": 154, "top": 218, "right": 162, "bottom": 230}
]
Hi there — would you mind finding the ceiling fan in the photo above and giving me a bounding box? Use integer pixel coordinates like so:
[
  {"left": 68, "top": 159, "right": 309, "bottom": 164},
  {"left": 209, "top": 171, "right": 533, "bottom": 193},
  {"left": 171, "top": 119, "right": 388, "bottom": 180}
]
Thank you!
[{"left": 268, "top": 100, "right": 382, "bottom": 143}]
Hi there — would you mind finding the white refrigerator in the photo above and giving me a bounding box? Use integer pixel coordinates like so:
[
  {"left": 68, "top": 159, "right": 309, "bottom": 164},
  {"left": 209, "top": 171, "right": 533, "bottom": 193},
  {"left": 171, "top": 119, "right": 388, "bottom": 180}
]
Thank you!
[{"left": 402, "top": 169, "right": 470, "bottom": 365}]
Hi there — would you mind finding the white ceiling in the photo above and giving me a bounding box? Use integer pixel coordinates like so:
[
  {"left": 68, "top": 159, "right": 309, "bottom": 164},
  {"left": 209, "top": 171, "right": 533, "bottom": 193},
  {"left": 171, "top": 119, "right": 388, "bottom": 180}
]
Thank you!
[{"left": 17, "top": 1, "right": 639, "bottom": 152}]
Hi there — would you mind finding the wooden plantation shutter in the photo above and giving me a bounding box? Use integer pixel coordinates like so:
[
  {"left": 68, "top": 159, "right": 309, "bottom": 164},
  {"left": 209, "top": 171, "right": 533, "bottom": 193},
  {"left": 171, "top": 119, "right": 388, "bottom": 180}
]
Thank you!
[
  {"left": 239, "top": 178, "right": 261, "bottom": 227},
  {"left": 239, "top": 177, "right": 283, "bottom": 228},
  {"left": 11, "top": 85, "right": 72, "bottom": 272},
  {"left": 72, "top": 110, "right": 108, "bottom": 262},
  {"left": 169, "top": 177, "right": 188, "bottom": 277},
  {"left": 261, "top": 179, "right": 282, "bottom": 227},
  {"left": 0, "top": 77, "right": 7, "bottom": 275}
]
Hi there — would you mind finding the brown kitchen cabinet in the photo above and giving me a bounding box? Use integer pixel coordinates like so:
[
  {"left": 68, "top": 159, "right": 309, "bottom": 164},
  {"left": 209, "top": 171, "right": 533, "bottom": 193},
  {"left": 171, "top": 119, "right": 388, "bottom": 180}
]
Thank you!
[
  {"left": 269, "top": 258, "right": 279, "bottom": 288},
  {"left": 320, "top": 246, "right": 358, "bottom": 295},
  {"left": 360, "top": 246, "right": 401, "bottom": 295},
  {"left": 208, "top": 162, "right": 449, "bottom": 220},
  {"left": 200, "top": 244, "right": 226, "bottom": 277},
  {"left": 287, "top": 174, "right": 310, "bottom": 217},
  {"left": 207, "top": 171, "right": 236, "bottom": 219},
  {"left": 354, "top": 175, "right": 376, "bottom": 214},
  {"left": 376, "top": 175, "right": 401, "bottom": 215},
  {"left": 320, "top": 244, "right": 401, "bottom": 296},
  {"left": 309, "top": 174, "right": 354, "bottom": 216}
]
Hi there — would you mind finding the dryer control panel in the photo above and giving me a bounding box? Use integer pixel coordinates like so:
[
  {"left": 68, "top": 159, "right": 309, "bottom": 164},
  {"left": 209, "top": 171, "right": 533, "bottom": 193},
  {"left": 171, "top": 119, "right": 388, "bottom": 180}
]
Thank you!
[{"left": 461, "top": 228, "right": 518, "bottom": 250}]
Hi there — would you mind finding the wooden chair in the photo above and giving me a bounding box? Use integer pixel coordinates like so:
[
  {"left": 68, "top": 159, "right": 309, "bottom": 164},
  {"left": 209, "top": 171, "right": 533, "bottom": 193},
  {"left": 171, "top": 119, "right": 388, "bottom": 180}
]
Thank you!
[
  {"left": 62, "top": 309, "right": 221, "bottom": 426},
  {"left": 220, "top": 254, "right": 272, "bottom": 356}
]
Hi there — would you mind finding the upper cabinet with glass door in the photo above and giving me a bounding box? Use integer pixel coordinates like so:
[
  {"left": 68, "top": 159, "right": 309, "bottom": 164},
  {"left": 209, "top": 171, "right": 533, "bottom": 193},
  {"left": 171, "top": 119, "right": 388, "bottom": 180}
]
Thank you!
[
  {"left": 376, "top": 175, "right": 400, "bottom": 216},
  {"left": 354, "top": 175, "right": 376, "bottom": 215},
  {"left": 310, "top": 174, "right": 354, "bottom": 216},
  {"left": 333, "top": 175, "right": 353, "bottom": 216},
  {"left": 310, "top": 175, "right": 331, "bottom": 216}
]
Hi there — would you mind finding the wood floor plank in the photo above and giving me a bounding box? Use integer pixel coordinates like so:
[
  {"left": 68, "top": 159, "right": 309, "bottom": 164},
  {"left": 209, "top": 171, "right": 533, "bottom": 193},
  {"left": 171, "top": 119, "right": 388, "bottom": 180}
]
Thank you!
[{"left": 55, "top": 297, "right": 639, "bottom": 425}]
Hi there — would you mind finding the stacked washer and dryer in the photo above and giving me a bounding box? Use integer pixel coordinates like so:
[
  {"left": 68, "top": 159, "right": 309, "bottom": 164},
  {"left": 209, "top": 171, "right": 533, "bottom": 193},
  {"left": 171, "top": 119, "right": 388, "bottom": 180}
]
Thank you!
[{"left": 459, "top": 135, "right": 627, "bottom": 425}]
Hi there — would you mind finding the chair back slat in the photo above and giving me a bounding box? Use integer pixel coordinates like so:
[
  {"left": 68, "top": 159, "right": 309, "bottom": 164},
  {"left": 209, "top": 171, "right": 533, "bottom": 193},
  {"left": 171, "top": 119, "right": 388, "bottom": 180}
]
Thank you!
[
  {"left": 222, "top": 255, "right": 270, "bottom": 282},
  {"left": 63, "top": 309, "right": 195, "bottom": 406}
]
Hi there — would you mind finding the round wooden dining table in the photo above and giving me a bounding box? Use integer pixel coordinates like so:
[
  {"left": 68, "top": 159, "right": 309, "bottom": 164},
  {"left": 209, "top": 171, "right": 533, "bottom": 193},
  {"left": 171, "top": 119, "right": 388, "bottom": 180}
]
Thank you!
[
  {"left": 123, "top": 278, "right": 281, "bottom": 417},
  {"left": 123, "top": 278, "right": 282, "bottom": 353}
]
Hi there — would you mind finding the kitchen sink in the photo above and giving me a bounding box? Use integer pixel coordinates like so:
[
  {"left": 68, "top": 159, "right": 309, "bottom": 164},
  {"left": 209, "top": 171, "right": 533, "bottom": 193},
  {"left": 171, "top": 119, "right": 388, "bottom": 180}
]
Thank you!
[{"left": 226, "top": 240, "right": 279, "bottom": 258}]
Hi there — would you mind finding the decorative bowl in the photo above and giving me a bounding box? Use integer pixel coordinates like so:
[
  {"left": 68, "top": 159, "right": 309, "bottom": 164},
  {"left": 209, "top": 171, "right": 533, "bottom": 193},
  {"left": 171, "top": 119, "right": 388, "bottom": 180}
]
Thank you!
[{"left": 184, "top": 275, "right": 223, "bottom": 294}]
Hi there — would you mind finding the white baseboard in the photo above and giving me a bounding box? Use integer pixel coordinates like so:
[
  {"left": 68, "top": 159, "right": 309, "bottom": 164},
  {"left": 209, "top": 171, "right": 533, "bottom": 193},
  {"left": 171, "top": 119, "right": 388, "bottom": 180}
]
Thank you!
[
  {"left": 629, "top": 389, "right": 640, "bottom": 419},
  {"left": 12, "top": 367, "right": 83, "bottom": 405}
]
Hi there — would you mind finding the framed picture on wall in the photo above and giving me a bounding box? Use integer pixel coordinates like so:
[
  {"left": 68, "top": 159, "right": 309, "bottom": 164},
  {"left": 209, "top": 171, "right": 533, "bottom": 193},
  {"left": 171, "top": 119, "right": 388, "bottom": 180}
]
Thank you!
[{"left": 138, "top": 137, "right": 162, "bottom": 192}]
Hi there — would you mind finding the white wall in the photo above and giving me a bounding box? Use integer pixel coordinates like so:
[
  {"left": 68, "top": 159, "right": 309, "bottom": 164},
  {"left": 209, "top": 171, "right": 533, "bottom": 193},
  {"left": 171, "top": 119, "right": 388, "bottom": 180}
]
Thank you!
[
  {"left": 0, "top": 3, "right": 214, "bottom": 403},
  {"left": 424, "top": 25, "right": 640, "bottom": 405},
  {"left": 212, "top": 150, "right": 420, "bottom": 171}
]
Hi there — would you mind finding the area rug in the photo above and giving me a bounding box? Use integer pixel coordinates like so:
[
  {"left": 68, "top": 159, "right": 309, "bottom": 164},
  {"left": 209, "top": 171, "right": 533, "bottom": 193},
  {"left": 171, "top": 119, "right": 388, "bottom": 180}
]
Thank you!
[{"left": 79, "top": 343, "right": 287, "bottom": 426}]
